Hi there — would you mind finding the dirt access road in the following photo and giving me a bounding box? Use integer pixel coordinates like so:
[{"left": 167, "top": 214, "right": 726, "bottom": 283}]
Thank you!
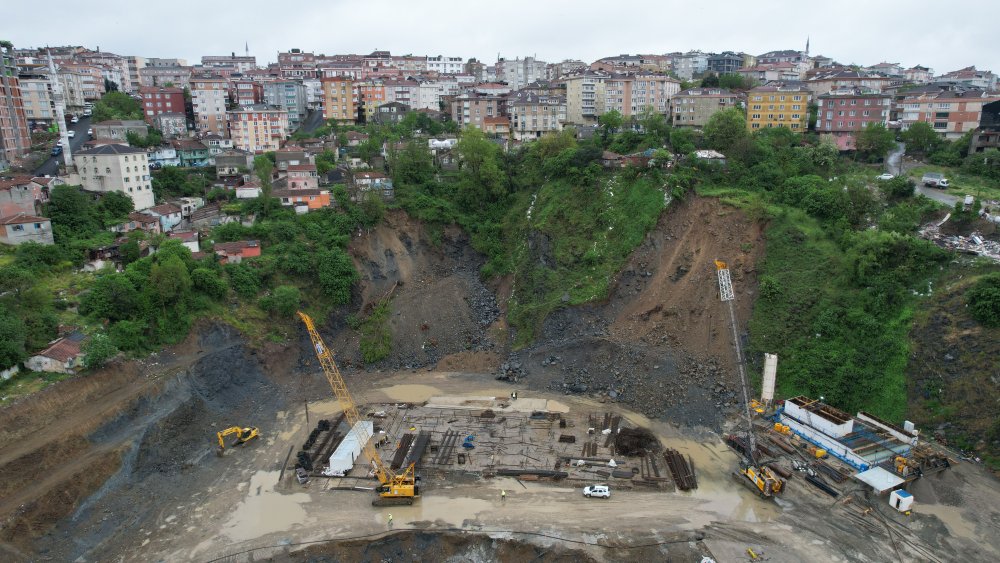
[{"left": 79, "top": 371, "right": 999, "bottom": 563}]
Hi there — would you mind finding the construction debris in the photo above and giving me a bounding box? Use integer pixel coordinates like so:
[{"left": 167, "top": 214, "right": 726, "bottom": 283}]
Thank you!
[{"left": 918, "top": 223, "right": 1000, "bottom": 262}]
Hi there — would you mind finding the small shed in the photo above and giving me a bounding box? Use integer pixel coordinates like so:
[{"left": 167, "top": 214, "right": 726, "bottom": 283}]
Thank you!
[
  {"left": 889, "top": 489, "right": 914, "bottom": 512},
  {"left": 854, "top": 466, "right": 905, "bottom": 494}
]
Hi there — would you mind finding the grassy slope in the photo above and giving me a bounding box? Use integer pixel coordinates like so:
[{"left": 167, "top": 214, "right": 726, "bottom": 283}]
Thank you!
[{"left": 505, "top": 173, "right": 666, "bottom": 345}]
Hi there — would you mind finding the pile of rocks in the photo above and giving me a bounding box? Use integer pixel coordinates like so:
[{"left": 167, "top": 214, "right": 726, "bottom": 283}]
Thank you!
[{"left": 495, "top": 359, "right": 527, "bottom": 382}]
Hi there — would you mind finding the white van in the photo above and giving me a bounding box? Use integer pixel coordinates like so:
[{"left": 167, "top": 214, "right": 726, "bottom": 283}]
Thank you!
[{"left": 583, "top": 484, "right": 610, "bottom": 498}]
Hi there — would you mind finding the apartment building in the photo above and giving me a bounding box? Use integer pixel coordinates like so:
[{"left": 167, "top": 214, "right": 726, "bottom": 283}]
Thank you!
[
  {"left": 58, "top": 63, "right": 104, "bottom": 101},
  {"left": 602, "top": 73, "right": 680, "bottom": 118},
  {"left": 496, "top": 57, "right": 548, "bottom": 90},
  {"left": 232, "top": 80, "right": 264, "bottom": 106},
  {"left": 263, "top": 81, "right": 307, "bottom": 130},
  {"left": 74, "top": 144, "right": 155, "bottom": 210},
  {"left": 190, "top": 76, "right": 229, "bottom": 136},
  {"left": 1, "top": 44, "right": 30, "bottom": 169},
  {"left": 202, "top": 55, "right": 256, "bottom": 73},
  {"left": 227, "top": 105, "right": 289, "bottom": 153},
  {"left": 937, "top": 66, "right": 997, "bottom": 90},
  {"left": 904, "top": 66, "right": 934, "bottom": 84},
  {"left": 707, "top": 52, "right": 746, "bottom": 75},
  {"left": 804, "top": 69, "right": 897, "bottom": 97},
  {"left": 91, "top": 120, "right": 148, "bottom": 141},
  {"left": 508, "top": 91, "right": 566, "bottom": 140},
  {"left": 896, "top": 84, "right": 999, "bottom": 140},
  {"left": 449, "top": 92, "right": 506, "bottom": 129},
  {"left": 126, "top": 56, "right": 146, "bottom": 92},
  {"left": 17, "top": 73, "right": 55, "bottom": 127},
  {"left": 746, "top": 83, "right": 812, "bottom": 131},
  {"left": 427, "top": 55, "right": 464, "bottom": 75},
  {"left": 672, "top": 88, "right": 744, "bottom": 128},
  {"left": 563, "top": 71, "right": 609, "bottom": 124},
  {"left": 815, "top": 88, "right": 891, "bottom": 150},
  {"left": 278, "top": 49, "right": 317, "bottom": 79},
  {"left": 321, "top": 76, "right": 355, "bottom": 122},
  {"left": 354, "top": 81, "right": 387, "bottom": 122},
  {"left": 138, "top": 65, "right": 192, "bottom": 88},
  {"left": 140, "top": 86, "right": 185, "bottom": 124}
]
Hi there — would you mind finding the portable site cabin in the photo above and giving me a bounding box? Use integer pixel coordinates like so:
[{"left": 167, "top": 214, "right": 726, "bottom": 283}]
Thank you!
[{"left": 325, "top": 421, "right": 374, "bottom": 477}]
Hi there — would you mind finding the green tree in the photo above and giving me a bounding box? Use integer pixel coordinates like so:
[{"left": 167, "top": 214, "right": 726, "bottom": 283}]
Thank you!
[
  {"left": 225, "top": 263, "right": 261, "bottom": 299},
  {"left": 455, "top": 127, "right": 505, "bottom": 207},
  {"left": 881, "top": 176, "right": 916, "bottom": 200},
  {"left": 149, "top": 255, "right": 192, "bottom": 307},
  {"left": 80, "top": 274, "right": 140, "bottom": 322},
  {"left": 254, "top": 155, "right": 276, "bottom": 217},
  {"left": 901, "top": 122, "right": 943, "bottom": 155},
  {"left": 0, "top": 309, "right": 26, "bottom": 368},
  {"left": 669, "top": 128, "right": 696, "bottom": 154},
  {"left": 125, "top": 128, "right": 163, "bottom": 148},
  {"left": 637, "top": 107, "right": 671, "bottom": 146},
  {"left": 317, "top": 248, "right": 357, "bottom": 304},
  {"left": 718, "top": 74, "right": 751, "bottom": 90},
  {"left": 967, "top": 274, "right": 1000, "bottom": 327},
  {"left": 46, "top": 185, "right": 100, "bottom": 241},
  {"left": 110, "top": 319, "right": 147, "bottom": 352},
  {"left": 855, "top": 122, "right": 895, "bottom": 161},
  {"left": 261, "top": 285, "right": 300, "bottom": 317},
  {"left": 91, "top": 91, "right": 143, "bottom": 122},
  {"left": 0, "top": 266, "right": 33, "bottom": 296},
  {"left": 391, "top": 141, "right": 435, "bottom": 186},
  {"left": 704, "top": 107, "right": 748, "bottom": 153},
  {"left": 83, "top": 333, "right": 118, "bottom": 369},
  {"left": 191, "top": 267, "right": 228, "bottom": 299},
  {"left": 96, "top": 191, "right": 135, "bottom": 226},
  {"left": 700, "top": 74, "right": 720, "bottom": 87},
  {"left": 598, "top": 110, "right": 624, "bottom": 143}
]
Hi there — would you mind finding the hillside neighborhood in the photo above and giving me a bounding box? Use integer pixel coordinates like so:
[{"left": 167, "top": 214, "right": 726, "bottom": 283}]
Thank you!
[{"left": 2, "top": 27, "right": 1000, "bottom": 563}]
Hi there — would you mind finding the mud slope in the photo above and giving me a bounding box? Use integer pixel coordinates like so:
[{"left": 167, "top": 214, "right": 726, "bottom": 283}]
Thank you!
[
  {"left": 0, "top": 323, "right": 312, "bottom": 560},
  {"left": 337, "top": 210, "right": 502, "bottom": 371},
  {"left": 510, "top": 197, "right": 766, "bottom": 426}
]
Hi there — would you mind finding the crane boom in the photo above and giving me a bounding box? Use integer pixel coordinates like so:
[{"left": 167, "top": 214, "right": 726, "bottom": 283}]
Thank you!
[
  {"left": 714, "top": 260, "right": 756, "bottom": 456},
  {"left": 298, "top": 311, "right": 417, "bottom": 505}
]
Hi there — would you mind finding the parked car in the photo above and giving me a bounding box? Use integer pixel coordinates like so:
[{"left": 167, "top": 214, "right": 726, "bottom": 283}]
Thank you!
[
  {"left": 87, "top": 128, "right": 93, "bottom": 137},
  {"left": 583, "top": 484, "right": 610, "bottom": 498},
  {"left": 876, "top": 173, "right": 894, "bottom": 181},
  {"left": 51, "top": 145, "right": 63, "bottom": 156},
  {"left": 70, "top": 115, "right": 79, "bottom": 124},
  {"left": 67, "top": 130, "right": 75, "bottom": 138}
]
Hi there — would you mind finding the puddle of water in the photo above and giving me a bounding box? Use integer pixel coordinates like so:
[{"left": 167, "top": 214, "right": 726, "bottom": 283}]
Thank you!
[
  {"left": 918, "top": 503, "right": 978, "bottom": 540},
  {"left": 375, "top": 384, "right": 441, "bottom": 402},
  {"left": 221, "top": 470, "right": 311, "bottom": 542},
  {"left": 377, "top": 496, "right": 494, "bottom": 527}
]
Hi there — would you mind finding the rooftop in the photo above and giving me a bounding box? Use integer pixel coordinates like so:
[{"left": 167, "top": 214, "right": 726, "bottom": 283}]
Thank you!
[
  {"left": 0, "top": 213, "right": 49, "bottom": 225},
  {"left": 75, "top": 144, "right": 147, "bottom": 156}
]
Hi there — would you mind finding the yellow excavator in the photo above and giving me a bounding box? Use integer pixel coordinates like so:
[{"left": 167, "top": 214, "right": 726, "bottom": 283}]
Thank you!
[
  {"left": 298, "top": 311, "right": 419, "bottom": 506},
  {"left": 216, "top": 426, "right": 260, "bottom": 456}
]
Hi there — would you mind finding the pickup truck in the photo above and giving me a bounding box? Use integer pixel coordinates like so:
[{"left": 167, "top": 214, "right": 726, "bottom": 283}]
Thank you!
[{"left": 922, "top": 172, "right": 950, "bottom": 188}]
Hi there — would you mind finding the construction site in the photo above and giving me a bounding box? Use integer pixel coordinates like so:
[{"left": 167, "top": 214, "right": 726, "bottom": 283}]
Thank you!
[{"left": 1, "top": 199, "right": 999, "bottom": 562}]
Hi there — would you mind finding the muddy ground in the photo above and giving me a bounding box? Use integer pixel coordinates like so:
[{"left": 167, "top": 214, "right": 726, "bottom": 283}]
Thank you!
[{"left": 1, "top": 196, "right": 998, "bottom": 561}]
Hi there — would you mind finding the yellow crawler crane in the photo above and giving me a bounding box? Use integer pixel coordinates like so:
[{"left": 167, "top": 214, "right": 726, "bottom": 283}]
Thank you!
[
  {"left": 298, "top": 311, "right": 419, "bottom": 506},
  {"left": 715, "top": 260, "right": 785, "bottom": 500}
]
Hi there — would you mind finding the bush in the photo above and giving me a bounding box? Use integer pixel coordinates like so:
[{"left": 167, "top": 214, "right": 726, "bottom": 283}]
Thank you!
[
  {"left": 191, "top": 268, "right": 228, "bottom": 300},
  {"left": 881, "top": 177, "right": 916, "bottom": 200},
  {"left": 967, "top": 274, "right": 1000, "bottom": 327},
  {"left": 83, "top": 333, "right": 118, "bottom": 369},
  {"left": 260, "top": 285, "right": 300, "bottom": 318},
  {"left": 225, "top": 263, "right": 261, "bottom": 299}
]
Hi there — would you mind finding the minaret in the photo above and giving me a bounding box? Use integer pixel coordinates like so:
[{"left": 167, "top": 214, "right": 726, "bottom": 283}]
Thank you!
[
  {"left": 805, "top": 36, "right": 810, "bottom": 57},
  {"left": 245, "top": 42, "right": 249, "bottom": 57},
  {"left": 48, "top": 51, "right": 72, "bottom": 169}
]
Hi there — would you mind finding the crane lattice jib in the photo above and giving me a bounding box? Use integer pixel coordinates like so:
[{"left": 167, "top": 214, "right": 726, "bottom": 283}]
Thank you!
[
  {"left": 298, "top": 311, "right": 392, "bottom": 485},
  {"left": 715, "top": 260, "right": 757, "bottom": 459}
]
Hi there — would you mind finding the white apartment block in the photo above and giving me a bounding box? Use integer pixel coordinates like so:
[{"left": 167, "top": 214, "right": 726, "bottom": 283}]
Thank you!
[
  {"left": 426, "top": 55, "right": 464, "bottom": 75},
  {"left": 497, "top": 57, "right": 548, "bottom": 90},
  {"left": 74, "top": 144, "right": 155, "bottom": 210}
]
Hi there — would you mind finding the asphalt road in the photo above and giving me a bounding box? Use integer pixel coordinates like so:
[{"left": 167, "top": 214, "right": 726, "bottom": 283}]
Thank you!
[
  {"left": 33, "top": 116, "right": 92, "bottom": 177},
  {"left": 886, "top": 142, "right": 960, "bottom": 207}
]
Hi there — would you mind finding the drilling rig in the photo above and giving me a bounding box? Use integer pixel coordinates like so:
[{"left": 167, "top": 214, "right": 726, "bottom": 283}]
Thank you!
[{"left": 714, "top": 260, "right": 784, "bottom": 499}]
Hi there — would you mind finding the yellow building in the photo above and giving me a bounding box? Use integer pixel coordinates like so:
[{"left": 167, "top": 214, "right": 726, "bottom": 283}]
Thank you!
[
  {"left": 321, "top": 77, "right": 355, "bottom": 123},
  {"left": 746, "top": 83, "right": 811, "bottom": 131}
]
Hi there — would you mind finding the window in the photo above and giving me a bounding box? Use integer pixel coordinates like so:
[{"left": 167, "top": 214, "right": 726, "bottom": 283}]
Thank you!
[
  {"left": 752, "top": 113, "right": 761, "bottom": 119},
  {"left": 793, "top": 96, "right": 802, "bottom": 101},
  {"left": 12, "top": 225, "right": 24, "bottom": 232},
  {"left": 933, "top": 122, "right": 947, "bottom": 129}
]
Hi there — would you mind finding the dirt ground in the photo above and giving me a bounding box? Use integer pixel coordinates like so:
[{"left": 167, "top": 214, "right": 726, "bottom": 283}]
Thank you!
[{"left": 1, "top": 196, "right": 999, "bottom": 562}]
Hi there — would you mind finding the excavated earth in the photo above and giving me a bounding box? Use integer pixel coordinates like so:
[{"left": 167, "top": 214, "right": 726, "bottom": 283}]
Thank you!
[{"left": 7, "top": 196, "right": 997, "bottom": 562}]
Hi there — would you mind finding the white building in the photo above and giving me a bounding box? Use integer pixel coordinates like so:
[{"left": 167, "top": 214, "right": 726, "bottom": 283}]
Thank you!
[
  {"left": 74, "top": 144, "right": 155, "bottom": 210},
  {"left": 227, "top": 105, "right": 290, "bottom": 153},
  {"left": 426, "top": 55, "right": 464, "bottom": 75},
  {"left": 497, "top": 57, "right": 548, "bottom": 91}
]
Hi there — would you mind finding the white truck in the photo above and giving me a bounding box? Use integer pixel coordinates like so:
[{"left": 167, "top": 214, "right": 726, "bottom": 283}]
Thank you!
[{"left": 922, "top": 172, "right": 950, "bottom": 188}]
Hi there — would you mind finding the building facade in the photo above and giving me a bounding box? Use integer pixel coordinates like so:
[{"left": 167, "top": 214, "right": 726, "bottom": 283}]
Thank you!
[
  {"left": 426, "top": 56, "right": 464, "bottom": 75},
  {"left": 896, "top": 85, "right": 1000, "bottom": 140},
  {"left": 140, "top": 86, "right": 185, "bottom": 124},
  {"left": 816, "top": 88, "right": 892, "bottom": 150},
  {"left": 91, "top": 120, "right": 148, "bottom": 141},
  {"left": 227, "top": 105, "right": 289, "bottom": 153},
  {"left": 450, "top": 92, "right": 506, "bottom": 129},
  {"left": 672, "top": 88, "right": 743, "bottom": 128},
  {"left": 1, "top": 44, "right": 30, "bottom": 169},
  {"left": 190, "top": 76, "right": 229, "bottom": 136},
  {"left": 746, "top": 83, "right": 811, "bottom": 131},
  {"left": 74, "top": 144, "right": 155, "bottom": 210},
  {"left": 321, "top": 77, "right": 355, "bottom": 122},
  {"left": 264, "top": 81, "right": 307, "bottom": 130},
  {"left": 508, "top": 91, "right": 566, "bottom": 140}
]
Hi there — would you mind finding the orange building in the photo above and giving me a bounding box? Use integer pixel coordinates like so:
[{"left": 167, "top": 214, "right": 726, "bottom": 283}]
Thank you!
[
  {"left": 321, "top": 77, "right": 355, "bottom": 122},
  {"left": 273, "top": 188, "right": 331, "bottom": 210}
]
